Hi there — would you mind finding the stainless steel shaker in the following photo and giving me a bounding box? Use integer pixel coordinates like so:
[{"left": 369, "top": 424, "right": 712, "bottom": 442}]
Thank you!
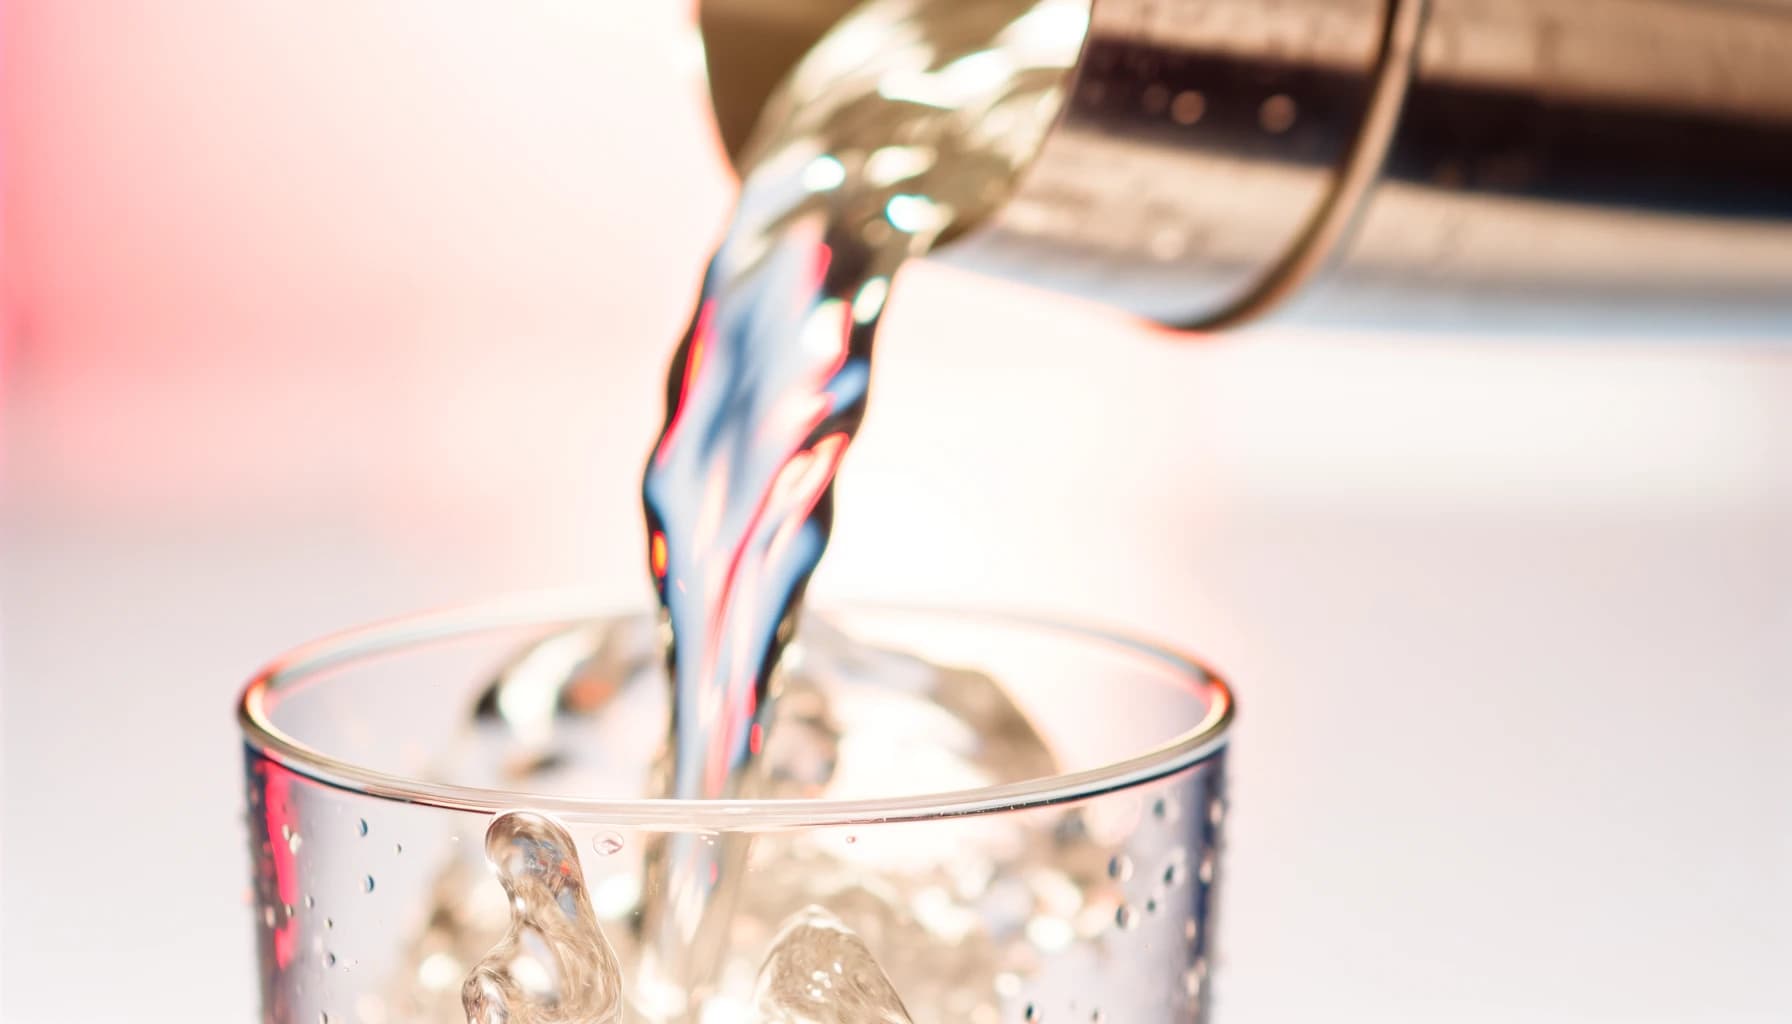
[{"left": 699, "top": 0, "right": 1792, "bottom": 334}]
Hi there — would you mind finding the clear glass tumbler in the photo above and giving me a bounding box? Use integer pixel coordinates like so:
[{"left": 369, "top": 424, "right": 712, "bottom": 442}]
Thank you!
[{"left": 238, "top": 593, "right": 1234, "bottom": 1024}]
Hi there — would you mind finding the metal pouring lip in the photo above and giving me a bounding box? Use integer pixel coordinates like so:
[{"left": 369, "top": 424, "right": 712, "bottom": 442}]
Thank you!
[
  {"left": 694, "top": 0, "right": 1424, "bottom": 331},
  {"left": 1179, "top": 0, "right": 1426, "bottom": 331},
  {"left": 694, "top": 0, "right": 1792, "bottom": 334}
]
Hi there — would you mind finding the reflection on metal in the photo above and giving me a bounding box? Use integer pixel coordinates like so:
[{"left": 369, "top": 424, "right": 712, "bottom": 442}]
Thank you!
[{"left": 699, "top": 0, "right": 1792, "bottom": 333}]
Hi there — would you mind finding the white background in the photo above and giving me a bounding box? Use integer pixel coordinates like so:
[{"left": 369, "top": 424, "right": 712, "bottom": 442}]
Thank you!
[{"left": 3, "top": 3, "right": 1788, "bottom": 1021}]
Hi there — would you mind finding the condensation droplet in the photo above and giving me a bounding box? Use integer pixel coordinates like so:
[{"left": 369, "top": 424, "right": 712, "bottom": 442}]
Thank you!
[
  {"left": 1106, "top": 855, "right": 1132, "bottom": 881},
  {"left": 357, "top": 819, "right": 369, "bottom": 837},
  {"left": 304, "top": 895, "right": 316, "bottom": 909},
  {"left": 1260, "top": 94, "right": 1297, "bottom": 134},
  {"left": 394, "top": 842, "right": 403, "bottom": 855},
  {"left": 325, "top": 917, "right": 334, "bottom": 930},
  {"left": 1187, "top": 957, "right": 1210, "bottom": 1000},
  {"left": 1148, "top": 225, "right": 1187, "bottom": 261},
  {"left": 1170, "top": 90, "right": 1205, "bottom": 124},
  {"left": 1115, "top": 905, "right": 1138, "bottom": 930},
  {"left": 1164, "top": 846, "right": 1188, "bottom": 888},
  {"left": 288, "top": 832, "right": 303, "bottom": 855},
  {"left": 1145, "top": 898, "right": 1158, "bottom": 914},
  {"left": 1199, "top": 849, "right": 1216, "bottom": 885},
  {"left": 1140, "top": 83, "right": 1169, "bottom": 114},
  {"left": 1024, "top": 1003, "right": 1040, "bottom": 1021},
  {"left": 593, "top": 831, "right": 624, "bottom": 857},
  {"left": 1185, "top": 918, "right": 1199, "bottom": 942},
  {"left": 325, "top": 952, "right": 337, "bottom": 968},
  {"left": 363, "top": 876, "right": 376, "bottom": 894}
]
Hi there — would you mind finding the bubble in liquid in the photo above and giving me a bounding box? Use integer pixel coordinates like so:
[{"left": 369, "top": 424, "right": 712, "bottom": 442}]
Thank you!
[
  {"left": 461, "top": 811, "right": 623, "bottom": 1024},
  {"left": 752, "top": 905, "right": 913, "bottom": 1023},
  {"left": 592, "top": 831, "right": 624, "bottom": 857}
]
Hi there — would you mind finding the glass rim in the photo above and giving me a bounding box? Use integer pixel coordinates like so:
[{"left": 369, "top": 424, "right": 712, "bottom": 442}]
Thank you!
[{"left": 237, "top": 589, "right": 1234, "bottom": 830}]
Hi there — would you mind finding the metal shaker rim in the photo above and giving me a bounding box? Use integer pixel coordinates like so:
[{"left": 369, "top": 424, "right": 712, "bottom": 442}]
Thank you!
[{"left": 1187, "top": 0, "right": 1427, "bottom": 330}]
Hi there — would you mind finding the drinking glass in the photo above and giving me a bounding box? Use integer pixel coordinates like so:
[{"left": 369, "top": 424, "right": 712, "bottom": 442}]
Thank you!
[{"left": 239, "top": 592, "right": 1234, "bottom": 1023}]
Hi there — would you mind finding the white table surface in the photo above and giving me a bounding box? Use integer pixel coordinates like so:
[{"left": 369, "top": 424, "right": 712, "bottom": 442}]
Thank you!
[{"left": 3, "top": 4, "right": 1788, "bottom": 1021}]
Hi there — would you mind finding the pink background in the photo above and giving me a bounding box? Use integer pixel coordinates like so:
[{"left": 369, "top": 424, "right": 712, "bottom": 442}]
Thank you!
[{"left": 3, "top": 3, "right": 1787, "bottom": 1022}]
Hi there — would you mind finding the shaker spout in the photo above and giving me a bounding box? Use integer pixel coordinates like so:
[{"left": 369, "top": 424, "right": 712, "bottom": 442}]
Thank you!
[{"left": 697, "top": 0, "right": 1792, "bottom": 334}]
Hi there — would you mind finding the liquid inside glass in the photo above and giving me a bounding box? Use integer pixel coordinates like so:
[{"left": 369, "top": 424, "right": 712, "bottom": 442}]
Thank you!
[{"left": 249, "top": 1, "right": 1230, "bottom": 1021}]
